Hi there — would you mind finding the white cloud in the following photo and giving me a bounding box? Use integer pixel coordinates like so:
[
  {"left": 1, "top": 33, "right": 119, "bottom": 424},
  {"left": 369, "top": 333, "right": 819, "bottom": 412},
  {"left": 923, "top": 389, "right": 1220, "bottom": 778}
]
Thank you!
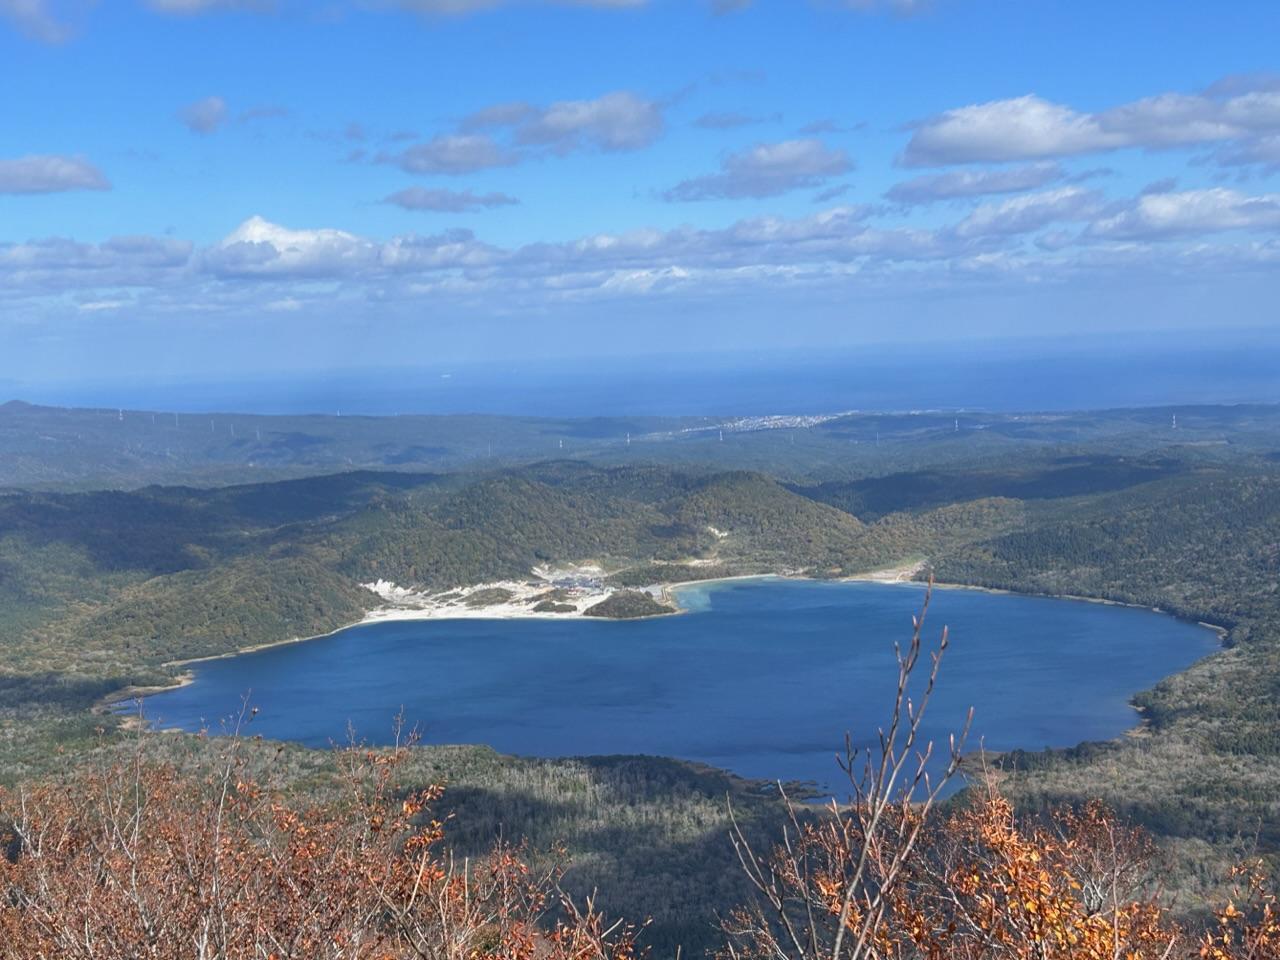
[
  {"left": 1213, "top": 134, "right": 1280, "bottom": 173},
  {"left": 379, "top": 229, "right": 497, "bottom": 270},
  {"left": 950, "top": 186, "right": 1104, "bottom": 239},
  {"left": 1204, "top": 73, "right": 1280, "bottom": 97},
  {"left": 7, "top": 182, "right": 1280, "bottom": 323},
  {"left": 0, "top": 154, "right": 110, "bottom": 194},
  {"left": 460, "top": 101, "right": 536, "bottom": 131},
  {"left": 385, "top": 187, "right": 518, "bottom": 212},
  {"left": 903, "top": 96, "right": 1121, "bottom": 166},
  {"left": 1087, "top": 188, "right": 1280, "bottom": 240},
  {"left": 514, "top": 91, "right": 663, "bottom": 152},
  {"left": 1096, "top": 93, "right": 1242, "bottom": 148},
  {"left": 204, "top": 216, "right": 378, "bottom": 277},
  {"left": 0, "top": 235, "right": 192, "bottom": 292},
  {"left": 665, "top": 138, "right": 852, "bottom": 201},
  {"left": 391, "top": 91, "right": 663, "bottom": 173},
  {"left": 389, "top": 133, "right": 518, "bottom": 175},
  {"left": 77, "top": 298, "right": 132, "bottom": 312},
  {"left": 201, "top": 216, "right": 500, "bottom": 280},
  {"left": 813, "top": 184, "right": 851, "bottom": 203},
  {"left": 885, "top": 162, "right": 1065, "bottom": 204},
  {"left": 178, "top": 95, "right": 229, "bottom": 134},
  {"left": 903, "top": 81, "right": 1280, "bottom": 167}
]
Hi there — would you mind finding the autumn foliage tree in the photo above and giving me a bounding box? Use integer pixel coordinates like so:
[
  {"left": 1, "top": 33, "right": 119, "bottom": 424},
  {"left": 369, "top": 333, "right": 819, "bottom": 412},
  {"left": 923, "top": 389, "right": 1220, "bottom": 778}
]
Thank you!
[
  {"left": 1201, "top": 860, "right": 1280, "bottom": 960},
  {"left": 0, "top": 714, "right": 640, "bottom": 960}
]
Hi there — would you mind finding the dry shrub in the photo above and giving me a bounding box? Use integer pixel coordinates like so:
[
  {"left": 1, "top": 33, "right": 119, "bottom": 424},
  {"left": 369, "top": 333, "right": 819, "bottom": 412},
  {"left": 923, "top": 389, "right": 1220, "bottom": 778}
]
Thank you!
[
  {"left": 1201, "top": 860, "right": 1280, "bottom": 960},
  {"left": 0, "top": 716, "right": 640, "bottom": 960}
]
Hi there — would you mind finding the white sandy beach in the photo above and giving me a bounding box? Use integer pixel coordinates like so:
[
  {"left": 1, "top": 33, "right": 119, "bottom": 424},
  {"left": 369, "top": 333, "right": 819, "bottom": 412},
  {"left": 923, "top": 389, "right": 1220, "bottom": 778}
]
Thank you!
[
  {"left": 358, "top": 563, "right": 662, "bottom": 624},
  {"left": 359, "top": 558, "right": 930, "bottom": 628}
]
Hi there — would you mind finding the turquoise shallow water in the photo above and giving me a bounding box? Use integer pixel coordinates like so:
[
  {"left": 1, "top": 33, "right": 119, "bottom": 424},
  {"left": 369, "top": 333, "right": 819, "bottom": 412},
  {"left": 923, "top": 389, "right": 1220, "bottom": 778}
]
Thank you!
[{"left": 133, "top": 579, "right": 1218, "bottom": 795}]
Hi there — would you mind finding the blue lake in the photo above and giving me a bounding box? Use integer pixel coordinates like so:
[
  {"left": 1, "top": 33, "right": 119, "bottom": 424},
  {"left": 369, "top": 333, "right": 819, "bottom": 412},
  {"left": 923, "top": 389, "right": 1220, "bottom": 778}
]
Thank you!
[{"left": 134, "top": 580, "right": 1219, "bottom": 795}]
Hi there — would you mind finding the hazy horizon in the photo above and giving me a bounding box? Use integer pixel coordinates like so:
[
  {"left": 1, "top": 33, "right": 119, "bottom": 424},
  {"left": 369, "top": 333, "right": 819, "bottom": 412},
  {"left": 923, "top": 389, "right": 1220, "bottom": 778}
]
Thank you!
[{"left": 6, "top": 330, "right": 1279, "bottom": 417}]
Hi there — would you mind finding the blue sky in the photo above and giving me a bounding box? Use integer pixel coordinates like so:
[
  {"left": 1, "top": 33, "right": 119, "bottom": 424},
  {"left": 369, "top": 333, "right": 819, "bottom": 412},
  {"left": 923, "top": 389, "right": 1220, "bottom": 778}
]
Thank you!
[{"left": 2, "top": 0, "right": 1279, "bottom": 387}]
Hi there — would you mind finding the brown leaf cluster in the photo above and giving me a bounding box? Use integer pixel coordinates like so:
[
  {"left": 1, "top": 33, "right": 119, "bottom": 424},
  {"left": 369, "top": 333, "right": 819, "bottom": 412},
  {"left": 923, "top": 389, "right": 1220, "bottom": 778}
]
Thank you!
[
  {"left": 722, "top": 786, "right": 1280, "bottom": 960},
  {"left": 0, "top": 735, "right": 640, "bottom": 960}
]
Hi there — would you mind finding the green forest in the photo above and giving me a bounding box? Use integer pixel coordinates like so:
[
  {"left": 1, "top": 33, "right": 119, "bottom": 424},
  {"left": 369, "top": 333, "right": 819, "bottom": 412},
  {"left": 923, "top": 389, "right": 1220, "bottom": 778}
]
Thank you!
[{"left": 2, "top": 400, "right": 1279, "bottom": 953}]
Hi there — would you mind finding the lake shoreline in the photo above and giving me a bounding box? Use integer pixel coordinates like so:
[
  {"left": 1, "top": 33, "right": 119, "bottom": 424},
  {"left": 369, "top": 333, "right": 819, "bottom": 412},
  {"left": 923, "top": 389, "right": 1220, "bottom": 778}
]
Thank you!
[
  {"left": 123, "top": 564, "right": 928, "bottom": 693},
  {"left": 105, "top": 563, "right": 1228, "bottom": 723},
  {"left": 108, "top": 574, "right": 1223, "bottom": 801}
]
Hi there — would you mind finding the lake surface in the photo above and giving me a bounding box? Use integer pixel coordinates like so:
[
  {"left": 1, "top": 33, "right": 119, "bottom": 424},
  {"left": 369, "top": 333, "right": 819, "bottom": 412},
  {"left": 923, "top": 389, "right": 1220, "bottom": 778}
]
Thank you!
[{"left": 135, "top": 580, "right": 1218, "bottom": 795}]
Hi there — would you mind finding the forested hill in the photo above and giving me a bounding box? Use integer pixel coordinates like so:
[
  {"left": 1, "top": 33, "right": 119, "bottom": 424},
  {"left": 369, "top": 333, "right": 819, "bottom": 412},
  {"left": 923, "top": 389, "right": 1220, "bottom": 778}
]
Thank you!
[
  {"left": 6, "top": 398, "right": 1280, "bottom": 492},
  {"left": 1, "top": 461, "right": 1005, "bottom": 714},
  {"left": 0, "top": 401, "right": 710, "bottom": 490}
]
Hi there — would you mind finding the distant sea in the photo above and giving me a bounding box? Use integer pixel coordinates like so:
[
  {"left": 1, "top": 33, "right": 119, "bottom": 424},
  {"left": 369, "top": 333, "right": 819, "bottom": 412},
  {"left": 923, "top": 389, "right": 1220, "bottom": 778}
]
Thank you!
[{"left": 9, "top": 335, "right": 1280, "bottom": 417}]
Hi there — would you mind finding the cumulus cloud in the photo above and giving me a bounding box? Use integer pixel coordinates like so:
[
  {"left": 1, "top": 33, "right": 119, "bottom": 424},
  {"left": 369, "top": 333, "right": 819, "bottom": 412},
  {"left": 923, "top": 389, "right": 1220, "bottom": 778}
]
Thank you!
[
  {"left": 1213, "top": 134, "right": 1280, "bottom": 173},
  {"left": 0, "top": 235, "right": 190, "bottom": 271},
  {"left": 201, "top": 216, "right": 500, "bottom": 279},
  {"left": 949, "top": 186, "right": 1105, "bottom": 239},
  {"left": 903, "top": 80, "right": 1280, "bottom": 166},
  {"left": 664, "top": 138, "right": 852, "bottom": 201},
  {"left": 204, "top": 216, "right": 379, "bottom": 278},
  {"left": 0, "top": 154, "right": 110, "bottom": 194},
  {"left": 902, "top": 96, "right": 1121, "bottom": 166},
  {"left": 0, "top": 234, "right": 192, "bottom": 293},
  {"left": 885, "top": 162, "right": 1065, "bottom": 205},
  {"left": 813, "top": 184, "right": 851, "bottom": 203},
  {"left": 1139, "top": 177, "right": 1178, "bottom": 196},
  {"left": 178, "top": 95, "right": 229, "bottom": 134},
  {"left": 460, "top": 101, "right": 536, "bottom": 131},
  {"left": 514, "top": 91, "right": 663, "bottom": 152},
  {"left": 394, "top": 91, "right": 663, "bottom": 174},
  {"left": 8, "top": 180, "right": 1280, "bottom": 322},
  {"left": 0, "top": 204, "right": 929, "bottom": 307},
  {"left": 1204, "top": 73, "right": 1280, "bottom": 97},
  {"left": 1087, "top": 188, "right": 1280, "bottom": 240},
  {"left": 388, "top": 133, "right": 518, "bottom": 175},
  {"left": 384, "top": 187, "right": 518, "bottom": 212}
]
